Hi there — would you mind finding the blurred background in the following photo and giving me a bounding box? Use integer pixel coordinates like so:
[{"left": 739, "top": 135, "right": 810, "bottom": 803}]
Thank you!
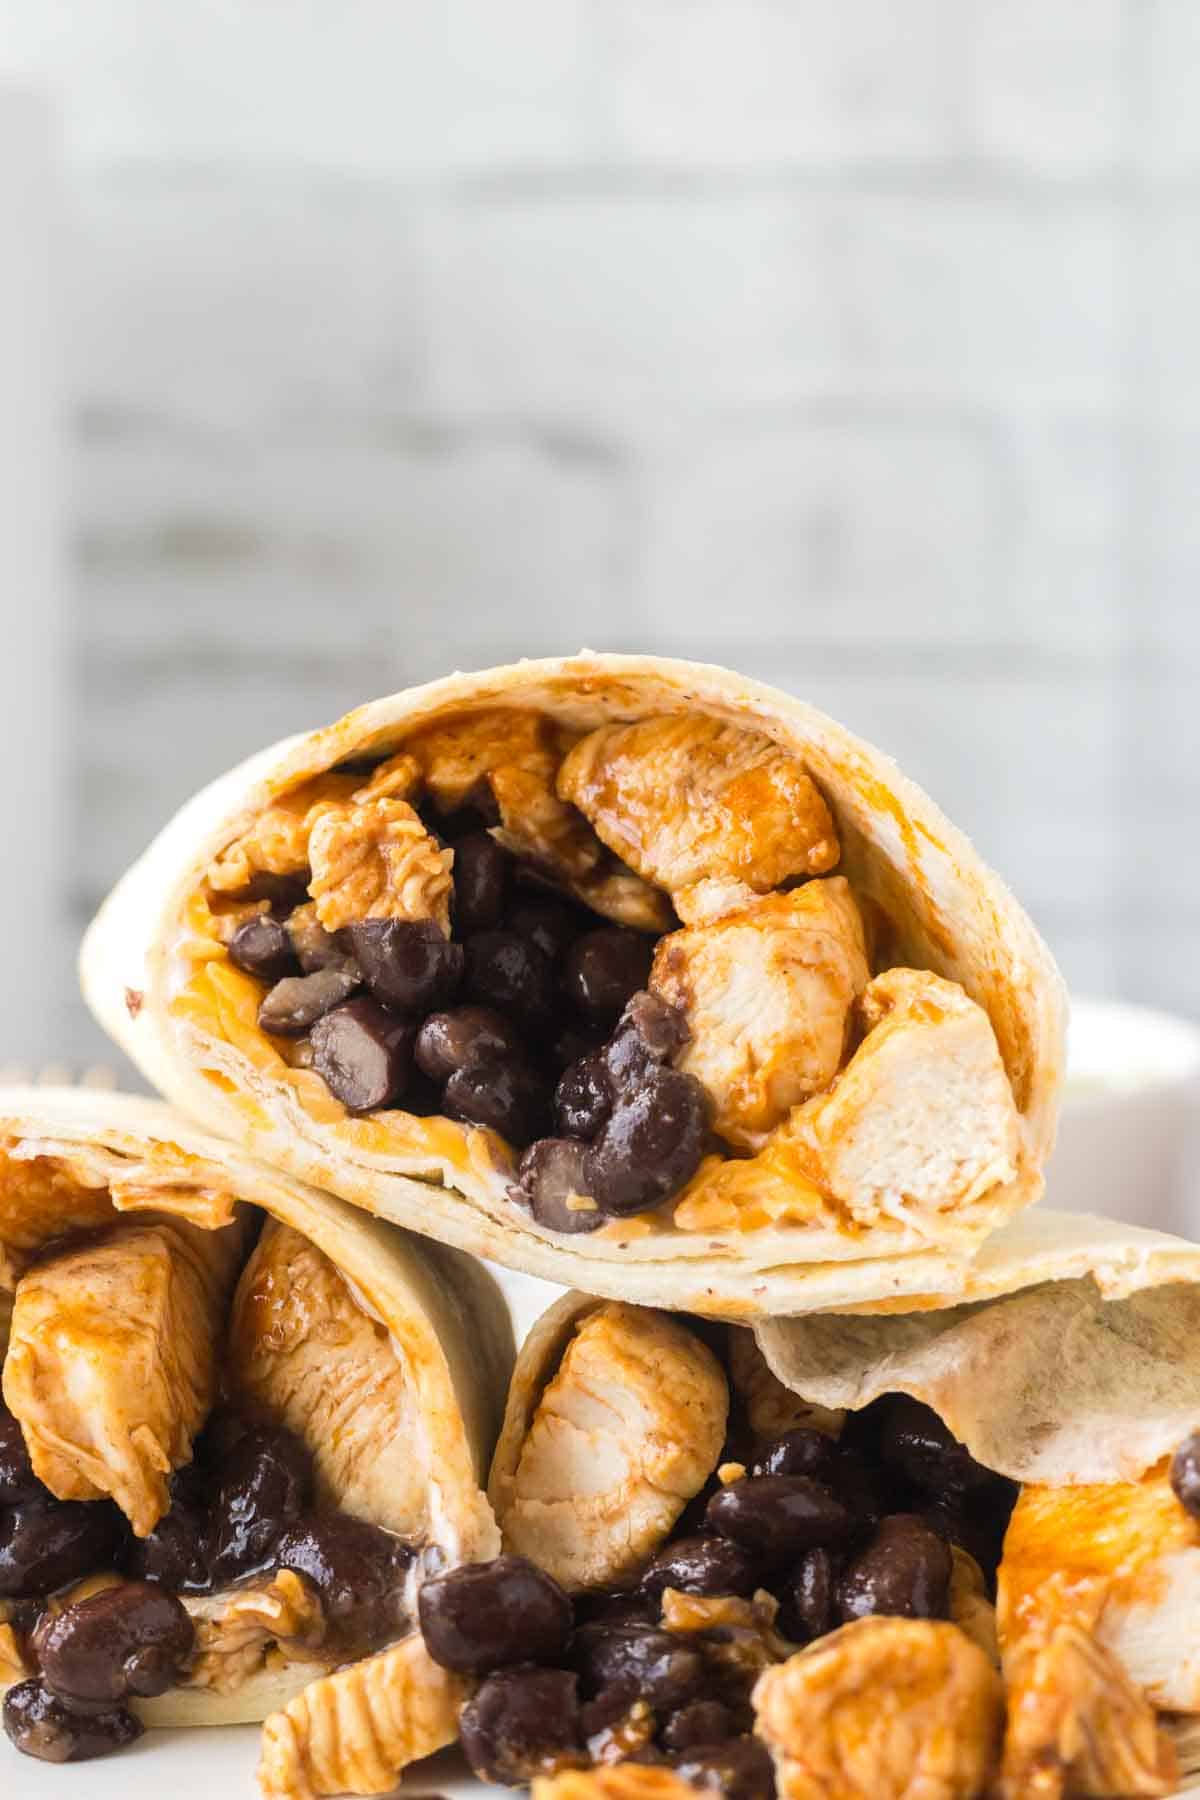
[{"left": 0, "top": 6, "right": 1195, "bottom": 1117}]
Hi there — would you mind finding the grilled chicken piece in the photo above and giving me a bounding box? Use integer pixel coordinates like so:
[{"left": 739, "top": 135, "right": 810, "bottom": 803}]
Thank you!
[
  {"left": 229, "top": 1220, "right": 424, "bottom": 1535},
  {"left": 492, "top": 1303, "right": 728, "bottom": 1592},
  {"left": 2, "top": 1215, "right": 248, "bottom": 1536},
  {"left": 651, "top": 878, "right": 869, "bottom": 1151},
  {"left": 1001, "top": 1623, "right": 1178, "bottom": 1799},
  {"left": 726, "top": 1328, "right": 844, "bottom": 1443},
  {"left": 999, "top": 1466, "right": 1200, "bottom": 1711},
  {"left": 786, "top": 967, "right": 1021, "bottom": 1224},
  {"left": 207, "top": 773, "right": 360, "bottom": 894},
  {"left": 672, "top": 967, "right": 1020, "bottom": 1234},
  {"left": 307, "top": 795, "right": 453, "bottom": 933},
  {"left": 407, "top": 707, "right": 603, "bottom": 881},
  {"left": 557, "top": 714, "right": 839, "bottom": 923},
  {"left": 0, "top": 1151, "right": 114, "bottom": 1287},
  {"left": 188, "top": 1569, "right": 326, "bottom": 1696},
  {"left": 752, "top": 1617, "right": 1003, "bottom": 1800},
  {"left": 258, "top": 1632, "right": 467, "bottom": 1800}
]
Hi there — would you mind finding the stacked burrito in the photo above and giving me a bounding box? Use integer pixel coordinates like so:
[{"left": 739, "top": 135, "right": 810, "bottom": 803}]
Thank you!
[{"left": 0, "top": 651, "right": 1192, "bottom": 1799}]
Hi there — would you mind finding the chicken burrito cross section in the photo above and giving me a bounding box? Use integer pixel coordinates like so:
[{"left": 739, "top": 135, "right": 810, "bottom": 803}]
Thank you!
[
  {"left": 0, "top": 1085, "right": 511, "bottom": 1791},
  {"left": 81, "top": 654, "right": 1067, "bottom": 1317},
  {"left": 441, "top": 1235, "right": 1200, "bottom": 1797}
]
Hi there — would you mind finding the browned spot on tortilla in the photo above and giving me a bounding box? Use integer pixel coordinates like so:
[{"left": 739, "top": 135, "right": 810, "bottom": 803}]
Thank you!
[{"left": 124, "top": 988, "right": 144, "bottom": 1018}]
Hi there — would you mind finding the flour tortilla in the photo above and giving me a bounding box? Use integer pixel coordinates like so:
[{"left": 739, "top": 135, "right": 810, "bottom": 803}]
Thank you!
[
  {"left": 756, "top": 1209, "right": 1200, "bottom": 1486},
  {"left": 81, "top": 653, "right": 1066, "bottom": 1319},
  {"left": 0, "top": 1085, "right": 510, "bottom": 1726}
]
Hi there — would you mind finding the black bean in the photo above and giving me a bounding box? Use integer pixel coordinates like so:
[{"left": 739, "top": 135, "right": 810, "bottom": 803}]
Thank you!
[
  {"left": 122, "top": 1467, "right": 210, "bottom": 1591},
  {"left": 641, "top": 1533, "right": 761, "bottom": 1598},
  {"left": 460, "top": 1666, "right": 582, "bottom": 1786},
  {"left": 661, "top": 1699, "right": 736, "bottom": 1752},
  {"left": 453, "top": 832, "right": 510, "bottom": 937},
  {"left": 603, "top": 992, "right": 689, "bottom": 1092},
  {"left": 465, "top": 931, "right": 555, "bottom": 1028},
  {"left": 674, "top": 1736, "right": 777, "bottom": 1800},
  {"left": 778, "top": 1547, "right": 839, "bottom": 1645},
  {"left": 1172, "top": 1432, "right": 1200, "bottom": 1519},
  {"left": 3, "top": 1679, "right": 141, "bottom": 1764},
  {"left": 751, "top": 1429, "right": 838, "bottom": 1483},
  {"left": 228, "top": 915, "right": 300, "bottom": 983},
  {"left": 837, "top": 1514, "right": 952, "bottom": 1624},
  {"left": 436, "top": 780, "right": 501, "bottom": 836},
  {"left": 705, "top": 1476, "right": 851, "bottom": 1563},
  {"left": 418, "top": 1555, "right": 572, "bottom": 1675},
  {"left": 347, "top": 918, "right": 464, "bottom": 1015},
  {"left": 572, "top": 1590, "right": 660, "bottom": 1633},
  {"left": 34, "top": 1581, "right": 194, "bottom": 1705},
  {"left": 918, "top": 1497, "right": 1012, "bottom": 1588},
  {"left": 507, "top": 895, "right": 585, "bottom": 963},
  {"left": 879, "top": 1397, "right": 994, "bottom": 1498},
  {"left": 550, "top": 1021, "right": 606, "bottom": 1072},
  {"left": 0, "top": 1403, "right": 42, "bottom": 1505},
  {"left": 310, "top": 999, "right": 414, "bottom": 1112},
  {"left": 258, "top": 966, "right": 361, "bottom": 1036},
  {"left": 822, "top": 1448, "right": 889, "bottom": 1535},
  {"left": 414, "top": 1006, "right": 523, "bottom": 1083},
  {"left": 517, "top": 1138, "right": 604, "bottom": 1234},
  {"left": 444, "top": 1058, "right": 549, "bottom": 1148},
  {"left": 554, "top": 1053, "right": 613, "bottom": 1140},
  {"left": 572, "top": 1623, "right": 707, "bottom": 1711},
  {"left": 0, "top": 1500, "right": 125, "bottom": 1598},
  {"left": 584, "top": 1067, "right": 709, "bottom": 1216},
  {"left": 286, "top": 909, "right": 358, "bottom": 974},
  {"left": 207, "top": 1424, "right": 312, "bottom": 1587},
  {"left": 563, "top": 929, "right": 655, "bottom": 1025},
  {"left": 274, "top": 1514, "right": 410, "bottom": 1653}
]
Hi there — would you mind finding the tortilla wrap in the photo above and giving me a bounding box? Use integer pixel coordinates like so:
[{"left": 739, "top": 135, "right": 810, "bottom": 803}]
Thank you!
[
  {"left": 80, "top": 654, "right": 1066, "bottom": 1320},
  {"left": 0, "top": 1084, "right": 510, "bottom": 1734},
  {"left": 498, "top": 1268, "right": 1200, "bottom": 1796}
]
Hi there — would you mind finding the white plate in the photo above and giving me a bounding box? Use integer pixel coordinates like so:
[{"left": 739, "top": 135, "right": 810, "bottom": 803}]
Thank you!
[{"left": 0, "top": 1729, "right": 502, "bottom": 1797}]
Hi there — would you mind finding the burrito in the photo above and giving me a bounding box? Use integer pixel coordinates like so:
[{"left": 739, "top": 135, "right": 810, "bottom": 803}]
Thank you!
[
  {"left": 0, "top": 1084, "right": 511, "bottom": 1795},
  {"left": 81, "top": 653, "right": 1066, "bottom": 1318},
  {"left": 389, "top": 1231, "right": 1200, "bottom": 1798}
]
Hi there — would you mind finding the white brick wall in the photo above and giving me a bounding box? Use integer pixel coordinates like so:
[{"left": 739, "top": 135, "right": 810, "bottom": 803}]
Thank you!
[{"left": 0, "top": 1, "right": 1195, "bottom": 1063}]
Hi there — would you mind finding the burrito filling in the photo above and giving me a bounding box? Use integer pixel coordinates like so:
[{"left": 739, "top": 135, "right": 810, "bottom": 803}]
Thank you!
[
  {"left": 444, "top": 1304, "right": 1193, "bottom": 1797},
  {"left": 181, "top": 707, "right": 1023, "bottom": 1247},
  {"left": 0, "top": 1155, "right": 428, "bottom": 1766}
]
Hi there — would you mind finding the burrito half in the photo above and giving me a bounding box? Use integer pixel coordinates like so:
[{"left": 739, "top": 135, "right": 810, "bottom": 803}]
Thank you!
[
  {"left": 81, "top": 653, "right": 1066, "bottom": 1319},
  {"left": 0, "top": 1085, "right": 510, "bottom": 1795},
  {"left": 398, "top": 1226, "right": 1200, "bottom": 1796}
]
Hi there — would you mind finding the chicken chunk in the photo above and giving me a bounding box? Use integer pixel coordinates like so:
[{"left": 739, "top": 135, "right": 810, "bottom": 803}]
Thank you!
[
  {"left": 671, "top": 968, "right": 1020, "bottom": 1234},
  {"left": 1001, "top": 1623, "right": 1178, "bottom": 1799},
  {"left": 207, "top": 773, "right": 360, "bottom": 894},
  {"left": 752, "top": 1617, "right": 1003, "bottom": 1800},
  {"left": 727, "top": 1328, "right": 844, "bottom": 1443},
  {"left": 651, "top": 879, "right": 869, "bottom": 1151},
  {"left": 188, "top": 1569, "right": 326, "bottom": 1696},
  {"left": 2, "top": 1215, "right": 247, "bottom": 1537},
  {"left": 0, "top": 1151, "right": 113, "bottom": 1287},
  {"left": 948, "top": 1549, "right": 999, "bottom": 1666},
  {"left": 406, "top": 707, "right": 603, "bottom": 880},
  {"left": 557, "top": 714, "right": 839, "bottom": 922},
  {"left": 786, "top": 967, "right": 1021, "bottom": 1225},
  {"left": 229, "top": 1221, "right": 424, "bottom": 1537},
  {"left": 492, "top": 1303, "right": 728, "bottom": 1592},
  {"left": 257, "top": 1633, "right": 467, "bottom": 1800},
  {"left": 307, "top": 795, "right": 452, "bottom": 933},
  {"left": 998, "top": 1467, "right": 1200, "bottom": 1711}
]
